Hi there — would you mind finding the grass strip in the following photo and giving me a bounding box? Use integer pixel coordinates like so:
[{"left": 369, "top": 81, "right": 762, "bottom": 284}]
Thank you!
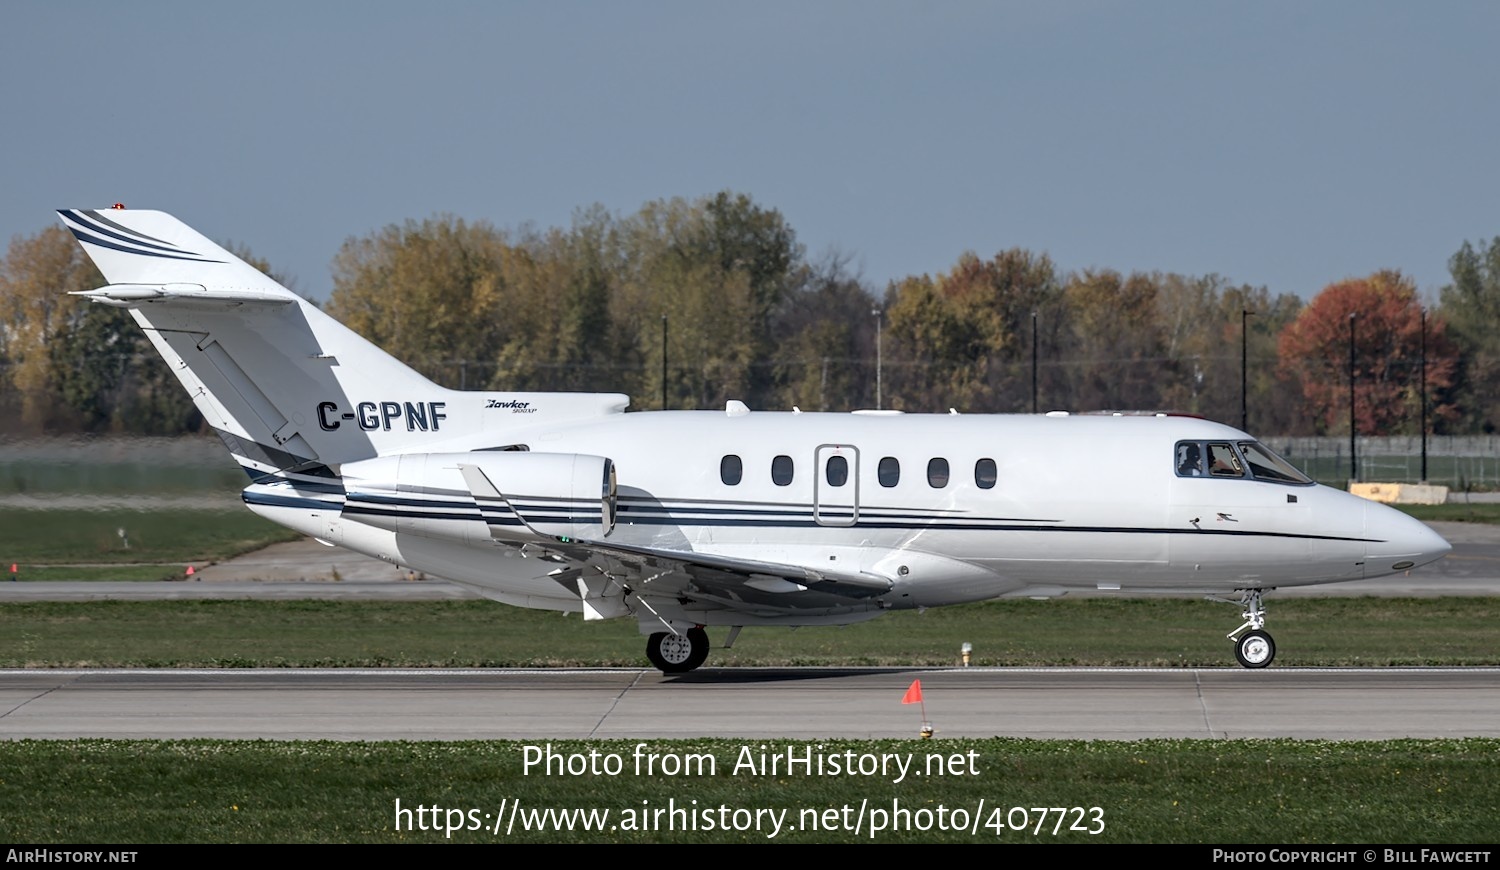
[
  {"left": 1393, "top": 503, "right": 1500, "bottom": 524},
  {"left": 0, "top": 508, "right": 300, "bottom": 565},
  {"left": 1, "top": 598, "right": 1496, "bottom": 668},
  {"left": 0, "top": 738, "right": 1493, "bottom": 843}
]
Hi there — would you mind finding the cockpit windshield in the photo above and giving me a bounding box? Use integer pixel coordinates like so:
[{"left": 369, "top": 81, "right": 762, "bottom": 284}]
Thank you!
[
  {"left": 1174, "top": 439, "right": 1312, "bottom": 485},
  {"left": 1237, "top": 441, "right": 1312, "bottom": 484}
]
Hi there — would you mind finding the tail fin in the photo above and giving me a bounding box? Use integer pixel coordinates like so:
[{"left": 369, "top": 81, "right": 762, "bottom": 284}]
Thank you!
[
  {"left": 58, "top": 208, "right": 294, "bottom": 296},
  {"left": 60, "top": 207, "right": 627, "bottom": 475}
]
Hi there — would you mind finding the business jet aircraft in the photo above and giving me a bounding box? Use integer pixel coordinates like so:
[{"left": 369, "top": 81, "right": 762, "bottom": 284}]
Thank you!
[{"left": 58, "top": 207, "right": 1451, "bottom": 672}]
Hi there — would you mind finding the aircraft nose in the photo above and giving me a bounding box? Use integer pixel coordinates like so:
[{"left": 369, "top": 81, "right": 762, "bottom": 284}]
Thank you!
[{"left": 1362, "top": 501, "right": 1452, "bottom": 575}]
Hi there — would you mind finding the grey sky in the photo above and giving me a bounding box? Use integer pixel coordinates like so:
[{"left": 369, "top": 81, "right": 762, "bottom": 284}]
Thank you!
[{"left": 5, "top": 1, "right": 1497, "bottom": 302}]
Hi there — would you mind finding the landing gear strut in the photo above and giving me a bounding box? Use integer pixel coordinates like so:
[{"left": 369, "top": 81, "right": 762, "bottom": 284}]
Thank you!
[
  {"left": 1226, "top": 589, "right": 1275, "bottom": 668},
  {"left": 646, "top": 627, "right": 709, "bottom": 674}
]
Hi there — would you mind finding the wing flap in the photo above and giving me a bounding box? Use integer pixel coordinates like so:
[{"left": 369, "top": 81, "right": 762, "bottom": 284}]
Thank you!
[{"left": 577, "top": 538, "right": 891, "bottom": 600}]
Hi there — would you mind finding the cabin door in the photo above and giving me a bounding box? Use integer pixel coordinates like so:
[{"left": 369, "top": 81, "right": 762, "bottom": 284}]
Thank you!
[{"left": 813, "top": 444, "right": 860, "bottom": 526}]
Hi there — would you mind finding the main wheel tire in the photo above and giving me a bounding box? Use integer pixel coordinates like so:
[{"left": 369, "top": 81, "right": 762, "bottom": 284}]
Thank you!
[
  {"left": 646, "top": 628, "right": 710, "bottom": 673},
  {"left": 1234, "top": 629, "right": 1276, "bottom": 668}
]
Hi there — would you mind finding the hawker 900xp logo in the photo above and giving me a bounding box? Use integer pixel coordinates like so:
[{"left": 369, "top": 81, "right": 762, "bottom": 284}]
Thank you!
[
  {"left": 486, "top": 399, "right": 537, "bottom": 413},
  {"left": 317, "top": 401, "right": 447, "bottom": 432}
]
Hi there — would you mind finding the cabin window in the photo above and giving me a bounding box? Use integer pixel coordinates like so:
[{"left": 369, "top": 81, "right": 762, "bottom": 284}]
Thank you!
[
  {"left": 720, "top": 455, "right": 743, "bottom": 486},
  {"left": 975, "top": 458, "right": 997, "bottom": 489},
  {"left": 878, "top": 456, "right": 900, "bottom": 487},
  {"left": 771, "top": 455, "right": 794, "bottom": 486},
  {"left": 1208, "top": 442, "right": 1244, "bottom": 477},
  {"left": 826, "top": 455, "right": 849, "bottom": 487},
  {"left": 927, "top": 457, "right": 950, "bottom": 488}
]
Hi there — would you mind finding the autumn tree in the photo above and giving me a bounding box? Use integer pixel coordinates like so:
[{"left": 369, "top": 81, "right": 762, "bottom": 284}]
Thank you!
[
  {"left": 882, "top": 249, "right": 1061, "bottom": 412},
  {"left": 0, "top": 226, "right": 103, "bottom": 428},
  {"left": 0, "top": 224, "right": 297, "bottom": 434},
  {"left": 881, "top": 273, "right": 994, "bottom": 411},
  {"left": 325, "top": 193, "right": 803, "bottom": 409},
  {"left": 327, "top": 216, "right": 513, "bottom": 384},
  {"left": 1277, "top": 271, "right": 1455, "bottom": 436}
]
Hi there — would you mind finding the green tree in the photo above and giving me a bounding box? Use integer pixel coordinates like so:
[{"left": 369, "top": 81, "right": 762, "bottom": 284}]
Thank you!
[
  {"left": 490, "top": 216, "right": 621, "bottom": 393},
  {"left": 613, "top": 194, "right": 797, "bottom": 409},
  {"left": 1058, "top": 269, "right": 1167, "bottom": 412},
  {"left": 702, "top": 192, "right": 802, "bottom": 400},
  {"left": 1152, "top": 275, "right": 1303, "bottom": 431},
  {"left": 766, "top": 252, "right": 879, "bottom": 411},
  {"left": 1439, "top": 237, "right": 1500, "bottom": 432}
]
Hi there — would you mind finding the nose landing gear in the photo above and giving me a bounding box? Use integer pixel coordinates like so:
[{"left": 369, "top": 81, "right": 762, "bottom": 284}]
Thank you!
[
  {"left": 1225, "top": 588, "right": 1275, "bottom": 668},
  {"left": 1233, "top": 628, "right": 1276, "bottom": 668}
]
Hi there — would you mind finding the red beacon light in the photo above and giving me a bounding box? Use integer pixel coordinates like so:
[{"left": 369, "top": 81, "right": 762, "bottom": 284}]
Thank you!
[{"left": 111, "top": 203, "right": 126, "bottom": 210}]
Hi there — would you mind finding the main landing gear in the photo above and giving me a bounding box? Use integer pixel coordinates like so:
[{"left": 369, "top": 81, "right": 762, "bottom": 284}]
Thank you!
[
  {"left": 646, "top": 627, "right": 710, "bottom": 674},
  {"left": 1226, "top": 588, "right": 1276, "bottom": 668}
]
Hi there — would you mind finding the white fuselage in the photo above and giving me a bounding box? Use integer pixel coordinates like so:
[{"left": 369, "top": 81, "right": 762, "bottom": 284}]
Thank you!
[{"left": 245, "top": 410, "right": 1450, "bottom": 626}]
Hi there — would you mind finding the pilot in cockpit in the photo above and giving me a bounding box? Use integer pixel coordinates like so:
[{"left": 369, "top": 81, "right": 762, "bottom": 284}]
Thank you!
[{"left": 1177, "top": 442, "right": 1203, "bottom": 476}]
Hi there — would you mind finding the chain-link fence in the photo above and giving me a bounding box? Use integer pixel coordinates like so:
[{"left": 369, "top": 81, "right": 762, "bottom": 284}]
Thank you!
[{"left": 1262, "top": 436, "right": 1500, "bottom": 490}]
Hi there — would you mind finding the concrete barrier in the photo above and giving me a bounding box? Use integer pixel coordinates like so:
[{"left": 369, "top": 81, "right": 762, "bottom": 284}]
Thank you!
[{"left": 1349, "top": 482, "right": 1450, "bottom": 505}]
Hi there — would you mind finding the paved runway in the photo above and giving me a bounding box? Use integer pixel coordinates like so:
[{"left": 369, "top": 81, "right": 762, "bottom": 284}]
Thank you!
[
  {"left": 2, "top": 667, "right": 1497, "bottom": 741},
  {"left": 2, "top": 523, "right": 1495, "bottom": 745}
]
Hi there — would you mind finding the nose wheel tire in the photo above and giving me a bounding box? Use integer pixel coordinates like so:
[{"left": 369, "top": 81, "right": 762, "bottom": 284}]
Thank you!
[
  {"left": 646, "top": 627, "right": 710, "bottom": 673},
  {"left": 1234, "top": 629, "right": 1276, "bottom": 668}
]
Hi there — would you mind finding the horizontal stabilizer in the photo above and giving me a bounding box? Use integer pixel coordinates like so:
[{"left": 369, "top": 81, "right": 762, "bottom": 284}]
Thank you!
[{"left": 71, "top": 283, "right": 295, "bottom": 308}]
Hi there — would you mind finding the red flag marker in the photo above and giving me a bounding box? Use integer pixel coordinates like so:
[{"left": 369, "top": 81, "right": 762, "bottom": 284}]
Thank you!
[
  {"left": 185, "top": 565, "right": 195, "bottom": 577},
  {"left": 902, "top": 678, "right": 932, "bottom": 736}
]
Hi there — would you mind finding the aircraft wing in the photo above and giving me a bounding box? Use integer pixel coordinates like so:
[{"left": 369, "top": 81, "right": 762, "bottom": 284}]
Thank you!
[
  {"left": 576, "top": 537, "right": 891, "bottom": 599},
  {"left": 536, "top": 535, "right": 893, "bottom": 620},
  {"left": 454, "top": 461, "right": 891, "bottom": 617}
]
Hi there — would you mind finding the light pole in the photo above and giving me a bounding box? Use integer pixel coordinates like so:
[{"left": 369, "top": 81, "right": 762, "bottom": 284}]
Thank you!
[
  {"left": 1348, "top": 312, "right": 1357, "bottom": 482},
  {"left": 873, "top": 306, "right": 883, "bottom": 410},
  {"left": 1241, "top": 309, "right": 1254, "bottom": 432},
  {"left": 661, "top": 314, "right": 668, "bottom": 411},
  {"left": 1420, "top": 307, "right": 1428, "bottom": 482},
  {"left": 1031, "top": 311, "right": 1038, "bottom": 414}
]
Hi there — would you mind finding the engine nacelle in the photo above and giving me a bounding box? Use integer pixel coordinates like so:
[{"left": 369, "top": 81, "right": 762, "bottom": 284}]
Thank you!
[{"left": 340, "top": 451, "right": 616, "bottom": 543}]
